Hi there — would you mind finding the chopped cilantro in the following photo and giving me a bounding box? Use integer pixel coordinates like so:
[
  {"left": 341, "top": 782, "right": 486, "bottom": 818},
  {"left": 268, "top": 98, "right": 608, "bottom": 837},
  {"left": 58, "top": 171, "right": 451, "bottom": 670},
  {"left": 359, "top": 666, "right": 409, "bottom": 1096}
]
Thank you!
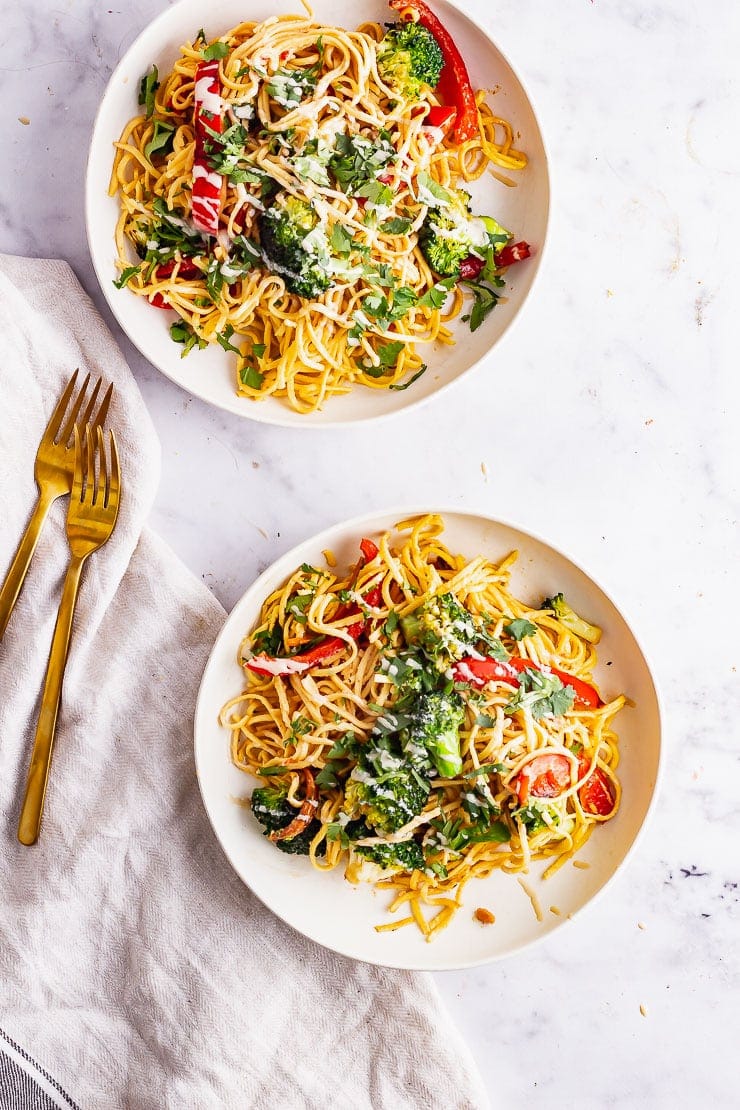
[
  {"left": 144, "top": 119, "right": 175, "bottom": 160},
  {"left": 241, "top": 365, "right": 264, "bottom": 390},
  {"left": 202, "top": 40, "right": 230, "bottom": 61},
  {"left": 216, "top": 324, "right": 241, "bottom": 355},
  {"left": 138, "top": 66, "right": 159, "bottom": 119},
  {"left": 169, "top": 319, "right": 207, "bottom": 356},
  {"left": 504, "top": 667, "right": 576, "bottom": 720},
  {"left": 380, "top": 217, "right": 412, "bottom": 235},
  {"left": 112, "top": 265, "right": 141, "bottom": 290},
  {"left": 505, "top": 618, "right": 538, "bottom": 641}
]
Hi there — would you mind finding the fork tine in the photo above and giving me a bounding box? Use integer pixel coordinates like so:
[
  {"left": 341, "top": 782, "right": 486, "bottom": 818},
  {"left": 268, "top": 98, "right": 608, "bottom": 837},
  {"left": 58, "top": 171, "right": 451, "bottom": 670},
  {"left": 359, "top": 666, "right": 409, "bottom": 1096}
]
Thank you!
[
  {"left": 45, "top": 370, "right": 80, "bottom": 443},
  {"left": 57, "top": 372, "right": 91, "bottom": 447},
  {"left": 96, "top": 426, "right": 109, "bottom": 508},
  {"left": 94, "top": 382, "right": 114, "bottom": 431},
  {"left": 107, "top": 430, "right": 120, "bottom": 511},
  {"left": 84, "top": 424, "right": 96, "bottom": 502},
  {"left": 71, "top": 425, "right": 85, "bottom": 503},
  {"left": 77, "top": 377, "right": 102, "bottom": 430},
  {"left": 89, "top": 381, "right": 113, "bottom": 433}
]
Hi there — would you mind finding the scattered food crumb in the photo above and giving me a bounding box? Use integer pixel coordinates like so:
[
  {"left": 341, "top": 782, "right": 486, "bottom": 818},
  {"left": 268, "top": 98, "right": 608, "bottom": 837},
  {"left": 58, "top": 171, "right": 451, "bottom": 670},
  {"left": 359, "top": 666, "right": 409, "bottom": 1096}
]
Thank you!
[
  {"left": 251, "top": 460, "right": 260, "bottom": 469},
  {"left": 645, "top": 418, "right": 654, "bottom": 426},
  {"left": 474, "top": 907, "right": 495, "bottom": 925},
  {"left": 18, "top": 116, "right": 30, "bottom": 125},
  {"left": 566, "top": 912, "right": 574, "bottom": 920},
  {"left": 606, "top": 289, "right": 615, "bottom": 297},
  {"left": 323, "top": 548, "right": 337, "bottom": 567},
  {"left": 573, "top": 859, "right": 590, "bottom": 870},
  {"left": 257, "top": 527, "right": 268, "bottom": 540},
  {"left": 638, "top": 921, "right": 647, "bottom": 930},
  {"left": 639, "top": 1004, "right": 647, "bottom": 1018},
  {"left": 549, "top": 905, "right": 561, "bottom": 916},
  {"left": 480, "top": 461, "right": 488, "bottom": 481}
]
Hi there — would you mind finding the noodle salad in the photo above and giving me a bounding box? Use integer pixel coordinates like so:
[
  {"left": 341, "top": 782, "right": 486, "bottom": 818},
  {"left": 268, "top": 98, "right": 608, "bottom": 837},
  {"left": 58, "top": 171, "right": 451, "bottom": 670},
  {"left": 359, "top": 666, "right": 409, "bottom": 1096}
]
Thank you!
[
  {"left": 220, "top": 516, "right": 625, "bottom": 940},
  {"left": 109, "top": 0, "right": 531, "bottom": 413}
]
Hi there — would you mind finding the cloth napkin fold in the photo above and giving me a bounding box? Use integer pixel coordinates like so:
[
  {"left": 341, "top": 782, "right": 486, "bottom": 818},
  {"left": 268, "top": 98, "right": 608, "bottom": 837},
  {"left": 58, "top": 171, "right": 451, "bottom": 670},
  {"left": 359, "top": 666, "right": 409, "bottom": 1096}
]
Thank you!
[{"left": 0, "top": 255, "right": 487, "bottom": 1110}]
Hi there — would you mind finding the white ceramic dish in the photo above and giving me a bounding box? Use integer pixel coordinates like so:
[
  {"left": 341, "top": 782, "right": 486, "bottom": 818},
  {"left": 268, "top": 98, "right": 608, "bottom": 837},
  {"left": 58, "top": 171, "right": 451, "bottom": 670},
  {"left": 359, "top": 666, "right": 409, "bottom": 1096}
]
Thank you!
[
  {"left": 86, "top": 0, "right": 550, "bottom": 427},
  {"left": 194, "top": 509, "right": 662, "bottom": 970}
]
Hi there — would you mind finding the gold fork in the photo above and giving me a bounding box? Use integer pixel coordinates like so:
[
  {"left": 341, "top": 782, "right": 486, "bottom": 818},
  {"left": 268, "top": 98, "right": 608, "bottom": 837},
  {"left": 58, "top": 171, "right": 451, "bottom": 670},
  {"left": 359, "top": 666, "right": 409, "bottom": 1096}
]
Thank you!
[
  {"left": 18, "top": 424, "right": 121, "bottom": 846},
  {"left": 0, "top": 370, "right": 113, "bottom": 640}
]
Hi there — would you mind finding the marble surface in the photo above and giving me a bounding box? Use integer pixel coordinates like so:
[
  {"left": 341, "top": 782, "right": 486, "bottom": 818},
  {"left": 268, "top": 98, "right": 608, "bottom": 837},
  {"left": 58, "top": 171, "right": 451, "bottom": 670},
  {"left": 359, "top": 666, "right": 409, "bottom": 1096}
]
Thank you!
[{"left": 2, "top": 0, "right": 738, "bottom": 1105}]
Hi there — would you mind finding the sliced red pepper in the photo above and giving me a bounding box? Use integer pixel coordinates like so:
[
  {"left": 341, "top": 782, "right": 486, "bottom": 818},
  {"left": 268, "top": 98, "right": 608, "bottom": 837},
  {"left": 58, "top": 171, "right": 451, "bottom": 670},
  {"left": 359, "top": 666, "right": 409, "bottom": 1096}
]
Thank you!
[
  {"left": 192, "top": 60, "right": 224, "bottom": 235},
  {"left": 459, "top": 255, "right": 484, "bottom": 281},
  {"left": 578, "top": 757, "right": 617, "bottom": 817},
  {"left": 390, "top": 0, "right": 479, "bottom": 144},
  {"left": 148, "top": 259, "right": 202, "bottom": 308},
  {"left": 155, "top": 259, "right": 201, "bottom": 281},
  {"left": 246, "top": 544, "right": 383, "bottom": 678},
  {"left": 269, "top": 769, "right": 319, "bottom": 842},
  {"left": 452, "top": 654, "right": 602, "bottom": 709},
  {"left": 495, "top": 241, "right": 531, "bottom": 268},
  {"left": 360, "top": 537, "right": 379, "bottom": 562},
  {"left": 516, "top": 753, "right": 572, "bottom": 805},
  {"left": 424, "top": 104, "right": 456, "bottom": 132}
]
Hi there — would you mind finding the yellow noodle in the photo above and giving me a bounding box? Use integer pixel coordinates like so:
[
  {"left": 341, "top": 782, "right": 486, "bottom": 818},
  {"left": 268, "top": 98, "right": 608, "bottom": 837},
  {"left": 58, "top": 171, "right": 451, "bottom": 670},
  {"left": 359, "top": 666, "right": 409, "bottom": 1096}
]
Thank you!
[
  {"left": 109, "top": 14, "right": 528, "bottom": 413},
  {"left": 220, "top": 514, "right": 624, "bottom": 937}
]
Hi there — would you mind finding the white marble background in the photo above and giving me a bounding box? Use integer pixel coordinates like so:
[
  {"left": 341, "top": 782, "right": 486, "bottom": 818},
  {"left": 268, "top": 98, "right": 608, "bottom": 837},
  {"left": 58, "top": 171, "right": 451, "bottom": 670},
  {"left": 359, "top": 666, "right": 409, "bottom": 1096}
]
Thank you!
[{"left": 2, "top": 0, "right": 739, "bottom": 1105}]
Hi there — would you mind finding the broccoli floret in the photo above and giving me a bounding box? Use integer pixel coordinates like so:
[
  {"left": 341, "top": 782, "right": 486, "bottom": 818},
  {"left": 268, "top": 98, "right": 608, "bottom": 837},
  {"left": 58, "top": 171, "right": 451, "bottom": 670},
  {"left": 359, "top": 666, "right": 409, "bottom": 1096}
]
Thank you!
[
  {"left": 251, "top": 784, "right": 325, "bottom": 856},
  {"left": 407, "top": 690, "right": 465, "bottom": 778},
  {"left": 418, "top": 188, "right": 478, "bottom": 277},
  {"left": 354, "top": 838, "right": 425, "bottom": 872},
  {"left": 343, "top": 739, "right": 431, "bottom": 833},
  {"left": 400, "top": 592, "right": 480, "bottom": 664},
  {"left": 377, "top": 21, "right": 443, "bottom": 99},
  {"left": 543, "top": 593, "right": 602, "bottom": 644},
  {"left": 258, "top": 194, "right": 334, "bottom": 299}
]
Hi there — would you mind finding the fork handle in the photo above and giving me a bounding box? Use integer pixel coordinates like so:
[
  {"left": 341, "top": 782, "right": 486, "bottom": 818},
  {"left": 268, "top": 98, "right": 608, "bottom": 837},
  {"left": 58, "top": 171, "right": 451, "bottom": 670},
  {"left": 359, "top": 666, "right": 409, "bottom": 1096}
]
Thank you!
[
  {"left": 18, "top": 553, "right": 86, "bottom": 846},
  {"left": 0, "top": 489, "right": 58, "bottom": 641}
]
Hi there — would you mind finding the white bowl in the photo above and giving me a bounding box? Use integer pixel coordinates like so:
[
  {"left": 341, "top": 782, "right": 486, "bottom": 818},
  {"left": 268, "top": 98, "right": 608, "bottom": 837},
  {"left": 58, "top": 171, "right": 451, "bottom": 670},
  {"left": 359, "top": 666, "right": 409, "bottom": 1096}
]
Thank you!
[
  {"left": 194, "top": 509, "right": 662, "bottom": 970},
  {"left": 86, "top": 0, "right": 550, "bottom": 426}
]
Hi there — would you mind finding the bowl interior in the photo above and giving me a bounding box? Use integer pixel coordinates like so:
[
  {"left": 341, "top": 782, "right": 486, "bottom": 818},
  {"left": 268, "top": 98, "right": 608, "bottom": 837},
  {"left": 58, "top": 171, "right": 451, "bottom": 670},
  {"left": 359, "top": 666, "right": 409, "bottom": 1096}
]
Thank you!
[
  {"left": 86, "top": 0, "right": 550, "bottom": 426},
  {"left": 194, "top": 509, "right": 661, "bottom": 970}
]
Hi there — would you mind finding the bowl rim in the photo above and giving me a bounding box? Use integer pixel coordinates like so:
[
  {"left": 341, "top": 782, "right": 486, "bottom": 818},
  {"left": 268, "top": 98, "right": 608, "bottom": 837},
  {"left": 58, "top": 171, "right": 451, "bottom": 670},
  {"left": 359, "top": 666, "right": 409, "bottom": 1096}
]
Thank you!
[
  {"left": 85, "top": 0, "right": 552, "bottom": 429},
  {"left": 194, "top": 504, "right": 664, "bottom": 970}
]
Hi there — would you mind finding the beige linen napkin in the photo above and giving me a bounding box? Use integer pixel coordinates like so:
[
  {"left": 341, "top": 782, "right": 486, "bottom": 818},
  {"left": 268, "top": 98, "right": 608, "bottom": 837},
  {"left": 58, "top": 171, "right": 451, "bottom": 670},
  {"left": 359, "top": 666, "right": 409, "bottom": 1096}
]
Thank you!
[{"left": 0, "top": 255, "right": 487, "bottom": 1110}]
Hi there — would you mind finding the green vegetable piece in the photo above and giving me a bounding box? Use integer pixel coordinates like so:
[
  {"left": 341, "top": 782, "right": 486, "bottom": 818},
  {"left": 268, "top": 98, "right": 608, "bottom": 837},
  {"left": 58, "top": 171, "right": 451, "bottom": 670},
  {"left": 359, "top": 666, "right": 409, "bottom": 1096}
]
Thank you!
[
  {"left": 504, "top": 618, "right": 538, "bottom": 641},
  {"left": 543, "top": 593, "right": 602, "bottom": 644},
  {"left": 377, "top": 21, "right": 443, "bottom": 99},
  {"left": 138, "top": 66, "right": 159, "bottom": 119},
  {"left": 408, "top": 690, "right": 464, "bottom": 778}
]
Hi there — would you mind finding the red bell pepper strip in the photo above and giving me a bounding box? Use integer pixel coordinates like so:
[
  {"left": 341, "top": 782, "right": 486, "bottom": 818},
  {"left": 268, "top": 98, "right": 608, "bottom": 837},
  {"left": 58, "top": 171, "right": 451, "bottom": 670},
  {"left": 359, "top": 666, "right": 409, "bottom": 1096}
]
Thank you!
[
  {"left": 452, "top": 654, "right": 603, "bottom": 709},
  {"left": 424, "top": 104, "right": 456, "bottom": 132},
  {"left": 246, "top": 541, "right": 383, "bottom": 677},
  {"left": 148, "top": 259, "right": 202, "bottom": 308},
  {"left": 192, "top": 60, "right": 224, "bottom": 235},
  {"left": 269, "top": 769, "right": 319, "bottom": 842},
  {"left": 515, "top": 753, "right": 572, "bottom": 805},
  {"left": 390, "top": 0, "right": 479, "bottom": 144},
  {"left": 495, "top": 241, "right": 531, "bottom": 267},
  {"left": 360, "top": 537, "right": 379, "bottom": 562},
  {"left": 577, "top": 757, "right": 617, "bottom": 817}
]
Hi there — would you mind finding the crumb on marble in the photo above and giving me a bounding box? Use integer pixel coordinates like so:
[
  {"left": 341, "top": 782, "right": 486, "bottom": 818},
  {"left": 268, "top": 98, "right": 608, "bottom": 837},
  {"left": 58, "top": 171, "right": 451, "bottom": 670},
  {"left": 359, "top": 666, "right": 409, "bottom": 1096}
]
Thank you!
[
  {"left": 251, "top": 460, "right": 260, "bottom": 469},
  {"left": 638, "top": 921, "right": 647, "bottom": 930},
  {"left": 18, "top": 116, "right": 30, "bottom": 125},
  {"left": 474, "top": 907, "right": 495, "bottom": 925},
  {"left": 606, "top": 289, "right": 615, "bottom": 297},
  {"left": 645, "top": 418, "right": 654, "bottom": 426},
  {"left": 639, "top": 1004, "right": 647, "bottom": 1018},
  {"left": 480, "top": 461, "right": 488, "bottom": 481}
]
